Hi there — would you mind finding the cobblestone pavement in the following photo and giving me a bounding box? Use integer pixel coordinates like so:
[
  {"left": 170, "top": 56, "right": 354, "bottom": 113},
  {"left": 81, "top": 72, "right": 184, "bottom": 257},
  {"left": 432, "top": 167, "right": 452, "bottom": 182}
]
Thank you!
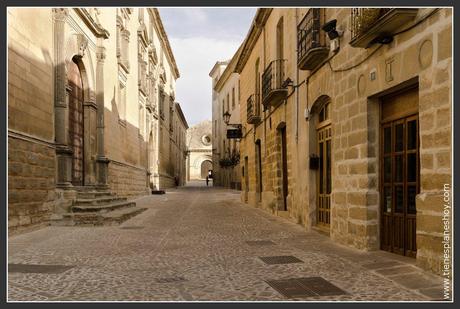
[{"left": 8, "top": 185, "right": 446, "bottom": 302}]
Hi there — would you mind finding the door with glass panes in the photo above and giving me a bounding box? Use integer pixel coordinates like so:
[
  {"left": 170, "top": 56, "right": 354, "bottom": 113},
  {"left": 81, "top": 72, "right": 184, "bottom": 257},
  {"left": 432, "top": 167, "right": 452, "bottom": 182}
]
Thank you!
[
  {"left": 380, "top": 87, "right": 419, "bottom": 257},
  {"left": 316, "top": 102, "right": 331, "bottom": 229}
]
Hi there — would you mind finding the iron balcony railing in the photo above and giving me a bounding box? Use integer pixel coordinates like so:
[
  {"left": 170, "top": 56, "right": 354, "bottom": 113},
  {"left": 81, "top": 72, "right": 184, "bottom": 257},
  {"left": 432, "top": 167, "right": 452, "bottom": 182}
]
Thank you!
[
  {"left": 262, "top": 59, "right": 286, "bottom": 106},
  {"left": 246, "top": 93, "right": 261, "bottom": 124},
  {"left": 297, "top": 8, "right": 327, "bottom": 63},
  {"left": 350, "top": 8, "right": 392, "bottom": 41}
]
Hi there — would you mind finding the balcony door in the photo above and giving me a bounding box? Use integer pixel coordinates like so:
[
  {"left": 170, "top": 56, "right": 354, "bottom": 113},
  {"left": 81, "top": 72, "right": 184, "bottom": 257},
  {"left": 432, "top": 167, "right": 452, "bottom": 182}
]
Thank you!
[
  {"left": 380, "top": 87, "right": 419, "bottom": 258},
  {"left": 316, "top": 102, "right": 331, "bottom": 229},
  {"left": 276, "top": 17, "right": 284, "bottom": 60},
  {"left": 280, "top": 126, "right": 288, "bottom": 211},
  {"left": 244, "top": 156, "right": 249, "bottom": 202},
  {"left": 255, "top": 140, "right": 263, "bottom": 202}
]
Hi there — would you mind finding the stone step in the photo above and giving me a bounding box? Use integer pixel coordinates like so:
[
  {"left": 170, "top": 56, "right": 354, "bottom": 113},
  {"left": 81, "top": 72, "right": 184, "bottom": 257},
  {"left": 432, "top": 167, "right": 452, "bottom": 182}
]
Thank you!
[
  {"left": 71, "top": 200, "right": 135, "bottom": 213},
  {"left": 100, "top": 206, "right": 147, "bottom": 225},
  {"left": 50, "top": 206, "right": 147, "bottom": 226},
  {"left": 74, "top": 196, "right": 127, "bottom": 206},
  {"left": 76, "top": 191, "right": 116, "bottom": 199},
  {"left": 73, "top": 186, "right": 109, "bottom": 192}
]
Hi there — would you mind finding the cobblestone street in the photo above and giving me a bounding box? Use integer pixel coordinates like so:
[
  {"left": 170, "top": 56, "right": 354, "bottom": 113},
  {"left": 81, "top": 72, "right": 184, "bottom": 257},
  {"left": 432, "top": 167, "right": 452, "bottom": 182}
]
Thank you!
[{"left": 8, "top": 184, "right": 445, "bottom": 301}]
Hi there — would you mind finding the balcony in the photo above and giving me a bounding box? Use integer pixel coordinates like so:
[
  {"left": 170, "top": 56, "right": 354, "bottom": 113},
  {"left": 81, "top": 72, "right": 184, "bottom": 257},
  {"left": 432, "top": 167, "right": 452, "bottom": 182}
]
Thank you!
[
  {"left": 297, "top": 8, "right": 329, "bottom": 70},
  {"left": 262, "top": 59, "right": 288, "bottom": 108},
  {"left": 246, "top": 94, "right": 261, "bottom": 124},
  {"left": 350, "top": 8, "right": 419, "bottom": 48}
]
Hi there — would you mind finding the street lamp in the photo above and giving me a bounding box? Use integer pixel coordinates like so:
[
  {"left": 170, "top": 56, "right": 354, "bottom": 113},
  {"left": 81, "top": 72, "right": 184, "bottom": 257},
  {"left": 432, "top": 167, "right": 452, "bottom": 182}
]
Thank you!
[
  {"left": 222, "top": 111, "right": 241, "bottom": 129},
  {"left": 223, "top": 111, "right": 231, "bottom": 125}
]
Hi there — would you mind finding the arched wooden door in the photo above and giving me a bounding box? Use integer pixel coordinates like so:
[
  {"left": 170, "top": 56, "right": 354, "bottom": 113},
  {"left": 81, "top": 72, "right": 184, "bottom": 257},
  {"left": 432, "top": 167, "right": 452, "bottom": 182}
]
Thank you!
[
  {"left": 316, "top": 102, "right": 331, "bottom": 229},
  {"left": 68, "top": 58, "right": 84, "bottom": 186}
]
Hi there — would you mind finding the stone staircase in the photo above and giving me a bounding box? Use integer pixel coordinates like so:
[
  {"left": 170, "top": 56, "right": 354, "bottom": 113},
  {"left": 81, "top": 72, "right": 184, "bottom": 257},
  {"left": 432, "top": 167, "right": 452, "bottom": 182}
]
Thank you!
[{"left": 51, "top": 187, "right": 147, "bottom": 226}]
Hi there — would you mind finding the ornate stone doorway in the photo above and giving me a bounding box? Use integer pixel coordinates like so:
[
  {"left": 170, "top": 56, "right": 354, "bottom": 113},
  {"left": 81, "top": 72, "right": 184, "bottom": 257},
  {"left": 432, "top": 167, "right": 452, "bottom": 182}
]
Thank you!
[{"left": 68, "top": 57, "right": 85, "bottom": 186}]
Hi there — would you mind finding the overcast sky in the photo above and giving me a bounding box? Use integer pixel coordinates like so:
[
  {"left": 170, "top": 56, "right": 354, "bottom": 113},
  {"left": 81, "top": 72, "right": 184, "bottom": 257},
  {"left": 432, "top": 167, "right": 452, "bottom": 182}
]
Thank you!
[{"left": 158, "top": 8, "right": 257, "bottom": 126}]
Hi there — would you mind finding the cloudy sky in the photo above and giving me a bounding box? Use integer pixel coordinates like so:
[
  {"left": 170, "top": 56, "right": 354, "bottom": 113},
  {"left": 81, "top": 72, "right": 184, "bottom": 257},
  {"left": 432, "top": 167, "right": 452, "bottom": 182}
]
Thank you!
[{"left": 158, "top": 8, "right": 257, "bottom": 126}]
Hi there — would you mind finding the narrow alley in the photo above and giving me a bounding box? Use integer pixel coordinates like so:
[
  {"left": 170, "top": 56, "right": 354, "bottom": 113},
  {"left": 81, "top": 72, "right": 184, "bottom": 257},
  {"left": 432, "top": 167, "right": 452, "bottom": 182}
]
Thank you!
[{"left": 8, "top": 185, "right": 443, "bottom": 301}]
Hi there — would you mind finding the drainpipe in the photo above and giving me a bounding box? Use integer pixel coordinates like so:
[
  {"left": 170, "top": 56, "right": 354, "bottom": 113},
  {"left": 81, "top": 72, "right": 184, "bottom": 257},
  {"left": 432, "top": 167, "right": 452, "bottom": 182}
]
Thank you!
[
  {"left": 295, "top": 8, "right": 300, "bottom": 144},
  {"left": 262, "top": 24, "right": 267, "bottom": 155}
]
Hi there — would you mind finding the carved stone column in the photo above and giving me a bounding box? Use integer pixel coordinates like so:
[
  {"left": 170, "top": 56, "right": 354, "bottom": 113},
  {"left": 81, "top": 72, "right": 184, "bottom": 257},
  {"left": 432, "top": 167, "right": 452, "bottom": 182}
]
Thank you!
[
  {"left": 53, "top": 8, "right": 73, "bottom": 188},
  {"left": 95, "top": 41, "right": 110, "bottom": 188}
]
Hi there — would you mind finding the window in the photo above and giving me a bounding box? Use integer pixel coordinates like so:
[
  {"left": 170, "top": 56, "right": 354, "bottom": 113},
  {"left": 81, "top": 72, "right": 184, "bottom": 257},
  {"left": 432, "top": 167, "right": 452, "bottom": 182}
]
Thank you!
[
  {"left": 255, "top": 58, "right": 260, "bottom": 95},
  {"left": 116, "top": 9, "right": 131, "bottom": 72},
  {"left": 319, "top": 102, "right": 330, "bottom": 123},
  {"left": 232, "top": 87, "right": 235, "bottom": 110},
  {"left": 276, "top": 17, "right": 284, "bottom": 60},
  {"left": 238, "top": 80, "right": 241, "bottom": 105},
  {"left": 159, "top": 87, "right": 165, "bottom": 119},
  {"left": 139, "top": 104, "right": 145, "bottom": 136},
  {"left": 118, "top": 81, "right": 126, "bottom": 121}
]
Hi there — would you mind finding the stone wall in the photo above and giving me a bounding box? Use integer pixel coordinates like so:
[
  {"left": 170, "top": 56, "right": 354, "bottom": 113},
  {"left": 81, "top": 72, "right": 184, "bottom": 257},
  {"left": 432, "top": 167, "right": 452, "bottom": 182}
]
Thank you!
[
  {"left": 8, "top": 8, "right": 55, "bottom": 232},
  {"left": 187, "top": 120, "right": 212, "bottom": 180},
  {"left": 8, "top": 8, "right": 185, "bottom": 233},
  {"left": 108, "top": 161, "right": 149, "bottom": 198},
  {"left": 237, "top": 8, "right": 452, "bottom": 275},
  {"left": 8, "top": 137, "right": 56, "bottom": 233}
]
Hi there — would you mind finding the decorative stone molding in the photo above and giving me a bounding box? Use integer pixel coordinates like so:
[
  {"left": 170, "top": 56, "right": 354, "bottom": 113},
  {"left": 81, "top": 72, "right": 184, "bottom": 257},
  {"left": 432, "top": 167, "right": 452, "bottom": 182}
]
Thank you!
[
  {"left": 96, "top": 45, "right": 106, "bottom": 63},
  {"left": 148, "top": 45, "right": 158, "bottom": 64},
  {"left": 117, "top": 13, "right": 130, "bottom": 73},
  {"left": 419, "top": 39, "right": 433, "bottom": 69},
  {"left": 52, "top": 8, "right": 69, "bottom": 22},
  {"left": 75, "top": 8, "right": 110, "bottom": 39},
  {"left": 159, "top": 64, "right": 167, "bottom": 83},
  {"left": 75, "top": 33, "right": 88, "bottom": 58}
]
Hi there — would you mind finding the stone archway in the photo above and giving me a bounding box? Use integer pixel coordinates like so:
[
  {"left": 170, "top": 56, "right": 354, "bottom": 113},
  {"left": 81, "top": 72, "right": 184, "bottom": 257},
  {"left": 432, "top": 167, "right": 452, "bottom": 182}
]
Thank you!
[
  {"left": 308, "top": 95, "right": 332, "bottom": 231},
  {"left": 64, "top": 37, "right": 98, "bottom": 186},
  {"left": 201, "top": 160, "right": 213, "bottom": 179},
  {"left": 53, "top": 9, "right": 109, "bottom": 189}
]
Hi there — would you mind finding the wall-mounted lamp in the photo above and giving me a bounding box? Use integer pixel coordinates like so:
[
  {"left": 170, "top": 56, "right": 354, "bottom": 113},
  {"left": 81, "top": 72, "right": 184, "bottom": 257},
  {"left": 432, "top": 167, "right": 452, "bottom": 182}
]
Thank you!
[
  {"left": 223, "top": 111, "right": 231, "bottom": 125},
  {"left": 322, "top": 19, "right": 343, "bottom": 40},
  {"left": 223, "top": 111, "right": 242, "bottom": 131}
]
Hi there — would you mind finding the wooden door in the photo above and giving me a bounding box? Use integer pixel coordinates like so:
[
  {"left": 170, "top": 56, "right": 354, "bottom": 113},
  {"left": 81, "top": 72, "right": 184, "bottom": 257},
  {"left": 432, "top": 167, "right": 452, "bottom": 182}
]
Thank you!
[
  {"left": 380, "top": 87, "right": 419, "bottom": 257},
  {"left": 280, "top": 127, "right": 288, "bottom": 211},
  {"left": 316, "top": 102, "right": 331, "bottom": 228},
  {"left": 256, "top": 141, "right": 263, "bottom": 202},
  {"left": 68, "top": 59, "right": 84, "bottom": 186},
  {"left": 317, "top": 124, "right": 331, "bottom": 228},
  {"left": 244, "top": 156, "right": 249, "bottom": 202}
]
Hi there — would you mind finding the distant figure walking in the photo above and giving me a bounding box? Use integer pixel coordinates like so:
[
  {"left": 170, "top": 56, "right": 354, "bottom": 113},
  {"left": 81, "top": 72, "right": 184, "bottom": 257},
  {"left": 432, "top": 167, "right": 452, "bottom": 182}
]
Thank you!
[{"left": 206, "top": 176, "right": 209, "bottom": 186}]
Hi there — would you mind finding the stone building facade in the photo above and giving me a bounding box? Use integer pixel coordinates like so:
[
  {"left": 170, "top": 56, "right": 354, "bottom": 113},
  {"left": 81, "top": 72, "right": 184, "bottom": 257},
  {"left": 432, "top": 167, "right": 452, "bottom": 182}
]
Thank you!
[
  {"left": 235, "top": 8, "right": 452, "bottom": 274},
  {"left": 8, "top": 8, "right": 187, "bottom": 233},
  {"left": 186, "top": 120, "right": 213, "bottom": 181},
  {"left": 170, "top": 102, "right": 189, "bottom": 186},
  {"left": 210, "top": 51, "right": 242, "bottom": 190}
]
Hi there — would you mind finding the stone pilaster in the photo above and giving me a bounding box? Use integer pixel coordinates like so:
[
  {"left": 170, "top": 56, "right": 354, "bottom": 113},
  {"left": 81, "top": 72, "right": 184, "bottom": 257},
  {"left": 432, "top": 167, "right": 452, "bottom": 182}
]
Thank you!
[
  {"left": 95, "top": 42, "right": 110, "bottom": 188},
  {"left": 53, "top": 8, "right": 73, "bottom": 188}
]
